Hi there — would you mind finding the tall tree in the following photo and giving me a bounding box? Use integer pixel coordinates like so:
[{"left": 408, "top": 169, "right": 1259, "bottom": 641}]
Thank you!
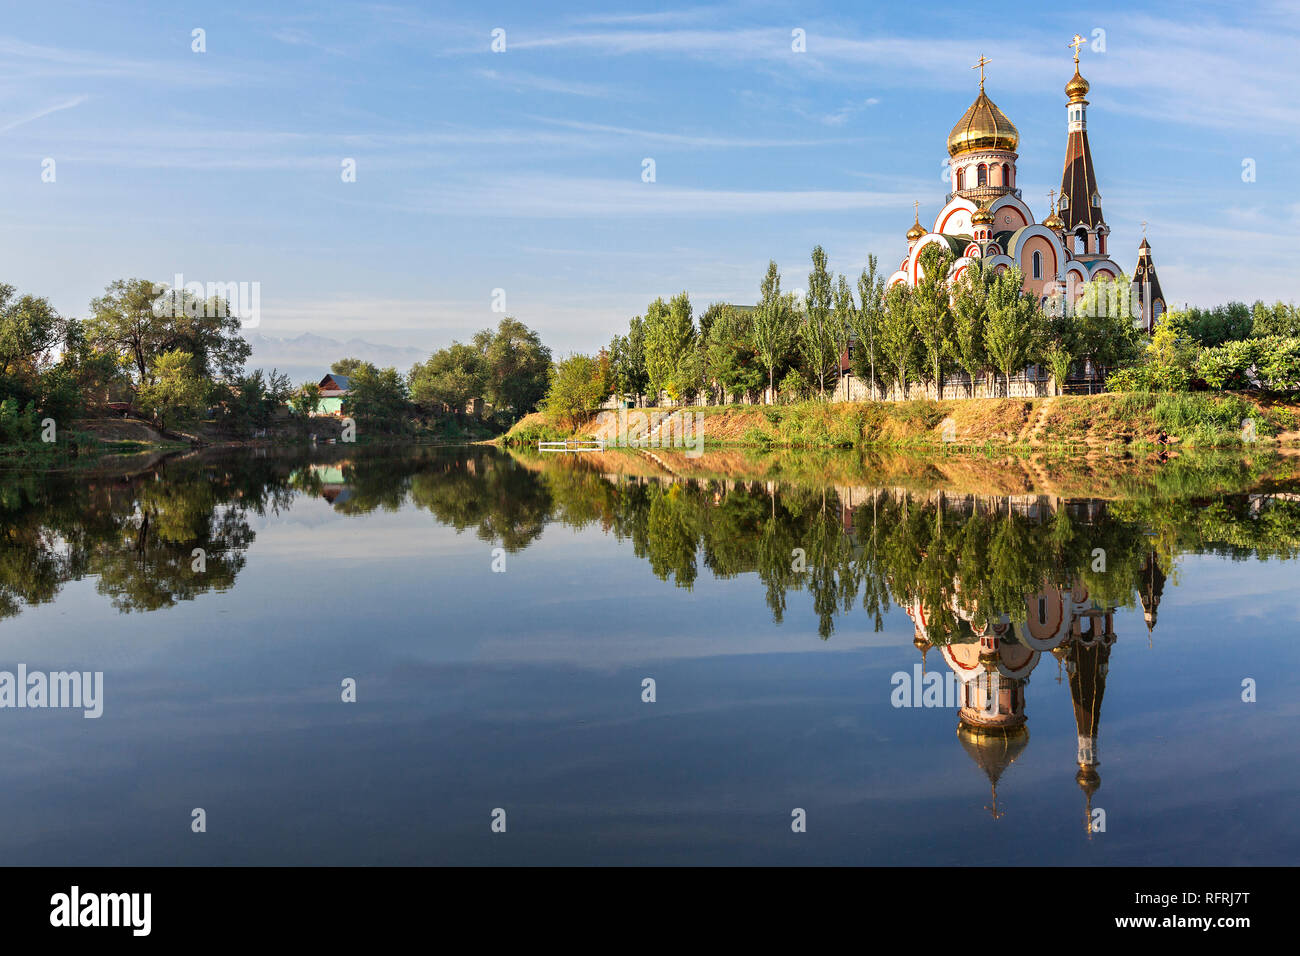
[
  {"left": 951, "top": 259, "right": 992, "bottom": 398},
  {"left": 704, "top": 305, "right": 762, "bottom": 402},
  {"left": 1041, "top": 308, "right": 1081, "bottom": 396},
  {"left": 849, "top": 256, "right": 885, "bottom": 397},
  {"left": 752, "top": 261, "right": 795, "bottom": 404},
  {"left": 471, "top": 316, "right": 551, "bottom": 417},
  {"left": 912, "top": 245, "right": 955, "bottom": 398},
  {"left": 832, "top": 273, "right": 856, "bottom": 395},
  {"left": 409, "top": 343, "right": 485, "bottom": 417},
  {"left": 802, "top": 246, "right": 838, "bottom": 398},
  {"left": 984, "top": 266, "right": 1042, "bottom": 396},
  {"left": 643, "top": 292, "right": 695, "bottom": 403},
  {"left": 87, "top": 278, "right": 250, "bottom": 387},
  {"left": 878, "top": 282, "right": 918, "bottom": 397},
  {"left": 0, "top": 284, "right": 68, "bottom": 378}
]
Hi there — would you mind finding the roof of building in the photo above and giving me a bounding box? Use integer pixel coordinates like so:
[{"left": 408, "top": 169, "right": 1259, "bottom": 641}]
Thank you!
[
  {"left": 1059, "top": 88, "right": 1105, "bottom": 231},
  {"left": 319, "top": 373, "right": 352, "bottom": 392}
]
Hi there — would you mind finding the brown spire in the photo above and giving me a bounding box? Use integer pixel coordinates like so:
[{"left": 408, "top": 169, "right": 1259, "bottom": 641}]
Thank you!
[
  {"left": 1132, "top": 238, "right": 1166, "bottom": 333},
  {"left": 1058, "top": 44, "right": 1104, "bottom": 233}
]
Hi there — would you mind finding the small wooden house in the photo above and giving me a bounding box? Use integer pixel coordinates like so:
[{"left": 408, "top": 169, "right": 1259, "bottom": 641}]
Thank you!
[{"left": 314, "top": 373, "right": 351, "bottom": 415}]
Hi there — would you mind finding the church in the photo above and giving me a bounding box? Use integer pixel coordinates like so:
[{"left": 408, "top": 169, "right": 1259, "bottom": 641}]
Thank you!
[{"left": 887, "top": 38, "right": 1166, "bottom": 333}]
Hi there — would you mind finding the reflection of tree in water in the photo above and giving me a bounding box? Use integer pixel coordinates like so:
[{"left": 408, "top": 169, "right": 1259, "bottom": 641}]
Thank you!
[
  {"left": 1, "top": 451, "right": 299, "bottom": 618},
  {"left": 513, "top": 452, "right": 1300, "bottom": 641},
  {"left": 409, "top": 450, "right": 551, "bottom": 552},
  {"left": 7, "top": 445, "right": 1300, "bottom": 632}
]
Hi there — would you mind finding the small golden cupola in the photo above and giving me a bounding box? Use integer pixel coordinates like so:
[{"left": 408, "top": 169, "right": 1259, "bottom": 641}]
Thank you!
[
  {"left": 906, "top": 202, "right": 926, "bottom": 243},
  {"left": 1043, "top": 192, "right": 1065, "bottom": 231},
  {"left": 1065, "top": 65, "right": 1090, "bottom": 104}
]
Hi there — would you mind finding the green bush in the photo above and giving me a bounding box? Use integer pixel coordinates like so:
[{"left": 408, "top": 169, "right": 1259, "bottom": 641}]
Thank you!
[{"left": 0, "top": 398, "right": 40, "bottom": 444}]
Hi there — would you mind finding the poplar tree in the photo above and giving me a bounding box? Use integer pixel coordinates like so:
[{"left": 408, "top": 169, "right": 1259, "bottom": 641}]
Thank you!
[
  {"left": 801, "top": 246, "right": 840, "bottom": 399},
  {"left": 952, "top": 259, "right": 992, "bottom": 397},
  {"left": 751, "top": 260, "right": 795, "bottom": 404},
  {"left": 912, "top": 245, "right": 955, "bottom": 399},
  {"left": 879, "top": 282, "right": 918, "bottom": 397},
  {"left": 984, "top": 266, "right": 1042, "bottom": 396},
  {"left": 850, "top": 255, "right": 885, "bottom": 397}
]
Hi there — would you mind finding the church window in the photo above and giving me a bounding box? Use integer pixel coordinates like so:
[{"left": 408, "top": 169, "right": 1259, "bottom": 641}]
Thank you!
[
  {"left": 977, "top": 164, "right": 987, "bottom": 186},
  {"left": 1092, "top": 193, "right": 1101, "bottom": 207},
  {"left": 1059, "top": 194, "right": 1068, "bottom": 209},
  {"left": 1001, "top": 163, "right": 1011, "bottom": 187},
  {"left": 1032, "top": 251, "right": 1042, "bottom": 279},
  {"left": 956, "top": 168, "right": 964, "bottom": 190},
  {"left": 1038, "top": 597, "right": 1048, "bottom": 626}
]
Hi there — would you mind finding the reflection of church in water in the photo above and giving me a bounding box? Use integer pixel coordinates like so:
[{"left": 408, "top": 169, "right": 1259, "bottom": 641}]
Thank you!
[{"left": 903, "top": 535, "right": 1166, "bottom": 830}]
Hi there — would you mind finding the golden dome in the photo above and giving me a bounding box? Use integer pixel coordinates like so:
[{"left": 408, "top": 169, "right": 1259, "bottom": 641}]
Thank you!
[
  {"left": 1065, "top": 68, "right": 1090, "bottom": 103},
  {"left": 971, "top": 205, "right": 994, "bottom": 225},
  {"left": 1043, "top": 210, "right": 1064, "bottom": 230},
  {"left": 907, "top": 218, "right": 926, "bottom": 241},
  {"left": 947, "top": 90, "right": 1019, "bottom": 157}
]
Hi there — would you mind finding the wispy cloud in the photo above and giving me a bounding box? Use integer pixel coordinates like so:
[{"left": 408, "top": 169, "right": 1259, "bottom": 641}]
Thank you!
[
  {"left": 413, "top": 175, "right": 915, "bottom": 218},
  {"left": 475, "top": 67, "right": 614, "bottom": 98},
  {"left": 0, "top": 94, "right": 86, "bottom": 133}
]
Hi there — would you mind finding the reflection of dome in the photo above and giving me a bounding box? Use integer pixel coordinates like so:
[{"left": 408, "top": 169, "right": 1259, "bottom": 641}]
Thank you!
[
  {"left": 1076, "top": 766, "right": 1101, "bottom": 797},
  {"left": 1065, "top": 68, "right": 1090, "bottom": 103},
  {"left": 958, "top": 724, "right": 1029, "bottom": 819},
  {"left": 947, "top": 90, "right": 1020, "bottom": 156},
  {"left": 958, "top": 724, "right": 1029, "bottom": 783}
]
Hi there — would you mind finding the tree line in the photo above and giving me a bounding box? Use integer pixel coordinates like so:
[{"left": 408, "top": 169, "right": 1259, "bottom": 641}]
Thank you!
[
  {"left": 546, "top": 245, "right": 1145, "bottom": 422},
  {"left": 0, "top": 273, "right": 557, "bottom": 443}
]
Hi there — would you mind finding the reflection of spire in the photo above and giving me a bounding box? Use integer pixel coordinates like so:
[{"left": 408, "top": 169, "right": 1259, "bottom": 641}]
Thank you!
[
  {"left": 1067, "top": 623, "right": 1114, "bottom": 838},
  {"left": 1138, "top": 551, "right": 1166, "bottom": 641}
]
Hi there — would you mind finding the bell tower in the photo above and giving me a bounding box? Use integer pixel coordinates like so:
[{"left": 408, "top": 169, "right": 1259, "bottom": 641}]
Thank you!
[{"left": 1058, "top": 36, "right": 1108, "bottom": 260}]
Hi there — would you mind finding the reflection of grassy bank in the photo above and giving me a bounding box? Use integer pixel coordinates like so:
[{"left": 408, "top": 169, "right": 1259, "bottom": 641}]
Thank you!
[
  {"left": 503, "top": 393, "right": 1300, "bottom": 452},
  {"left": 508, "top": 443, "right": 1300, "bottom": 503}
]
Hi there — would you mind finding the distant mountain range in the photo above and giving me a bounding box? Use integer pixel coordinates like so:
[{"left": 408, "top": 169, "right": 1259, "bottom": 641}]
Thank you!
[{"left": 243, "top": 332, "right": 429, "bottom": 385}]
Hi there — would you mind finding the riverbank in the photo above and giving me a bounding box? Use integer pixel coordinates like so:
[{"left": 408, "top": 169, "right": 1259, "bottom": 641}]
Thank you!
[{"left": 503, "top": 393, "right": 1300, "bottom": 452}]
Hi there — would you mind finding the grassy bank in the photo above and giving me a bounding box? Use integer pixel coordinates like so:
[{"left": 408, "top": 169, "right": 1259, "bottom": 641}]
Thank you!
[{"left": 503, "top": 393, "right": 1300, "bottom": 453}]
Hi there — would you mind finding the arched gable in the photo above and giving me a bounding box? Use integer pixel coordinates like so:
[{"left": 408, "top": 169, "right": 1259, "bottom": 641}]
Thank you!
[
  {"left": 935, "top": 198, "right": 977, "bottom": 236},
  {"left": 909, "top": 234, "right": 960, "bottom": 283},
  {"left": 1009, "top": 225, "right": 1067, "bottom": 278},
  {"left": 988, "top": 194, "right": 1033, "bottom": 231}
]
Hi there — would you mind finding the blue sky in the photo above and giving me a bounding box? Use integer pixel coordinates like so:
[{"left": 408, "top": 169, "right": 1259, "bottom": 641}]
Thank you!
[{"left": 1, "top": 0, "right": 1297, "bottom": 373}]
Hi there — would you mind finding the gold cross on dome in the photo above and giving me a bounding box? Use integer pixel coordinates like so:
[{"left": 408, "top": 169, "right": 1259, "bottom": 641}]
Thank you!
[
  {"left": 1048, "top": 188, "right": 1056, "bottom": 211},
  {"left": 914, "top": 200, "right": 920, "bottom": 220},
  {"left": 972, "top": 55, "right": 991, "bottom": 89},
  {"left": 1069, "top": 34, "right": 1086, "bottom": 65},
  {"left": 1141, "top": 219, "right": 1148, "bottom": 237}
]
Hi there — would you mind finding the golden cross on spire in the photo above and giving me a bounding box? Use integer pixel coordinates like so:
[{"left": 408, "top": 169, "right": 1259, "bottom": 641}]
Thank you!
[
  {"left": 913, "top": 200, "right": 920, "bottom": 221},
  {"left": 1048, "top": 188, "right": 1056, "bottom": 212},
  {"left": 1069, "top": 34, "right": 1086, "bottom": 66},
  {"left": 972, "top": 54, "right": 991, "bottom": 89},
  {"left": 1141, "top": 219, "right": 1148, "bottom": 237}
]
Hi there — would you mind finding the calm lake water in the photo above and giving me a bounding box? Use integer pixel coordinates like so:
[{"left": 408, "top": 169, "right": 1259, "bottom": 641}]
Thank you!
[{"left": 1, "top": 444, "right": 1298, "bottom": 865}]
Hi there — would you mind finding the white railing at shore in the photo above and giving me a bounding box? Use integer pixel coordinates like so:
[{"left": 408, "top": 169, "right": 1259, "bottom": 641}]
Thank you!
[{"left": 538, "top": 439, "right": 606, "bottom": 453}]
